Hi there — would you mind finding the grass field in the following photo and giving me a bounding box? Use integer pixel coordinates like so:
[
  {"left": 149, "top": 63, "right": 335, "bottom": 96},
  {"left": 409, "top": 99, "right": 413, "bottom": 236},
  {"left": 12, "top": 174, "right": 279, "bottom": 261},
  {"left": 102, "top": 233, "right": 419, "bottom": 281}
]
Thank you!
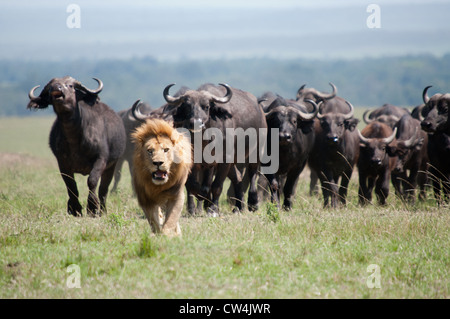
[{"left": 0, "top": 116, "right": 449, "bottom": 299}]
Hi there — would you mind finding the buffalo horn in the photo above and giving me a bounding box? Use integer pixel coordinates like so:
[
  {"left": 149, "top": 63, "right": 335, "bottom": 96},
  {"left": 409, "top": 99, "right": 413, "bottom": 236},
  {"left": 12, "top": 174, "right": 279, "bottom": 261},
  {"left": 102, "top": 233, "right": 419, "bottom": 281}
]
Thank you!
[
  {"left": 75, "top": 77, "right": 103, "bottom": 95},
  {"left": 312, "top": 82, "right": 337, "bottom": 100},
  {"left": 417, "top": 104, "right": 425, "bottom": 121},
  {"left": 357, "top": 129, "right": 370, "bottom": 145},
  {"left": 343, "top": 101, "right": 355, "bottom": 120},
  {"left": 131, "top": 99, "right": 149, "bottom": 121},
  {"left": 403, "top": 127, "right": 419, "bottom": 148},
  {"left": 382, "top": 127, "right": 397, "bottom": 144},
  {"left": 163, "top": 83, "right": 183, "bottom": 105},
  {"left": 28, "top": 85, "right": 40, "bottom": 100},
  {"left": 296, "top": 84, "right": 306, "bottom": 96},
  {"left": 422, "top": 86, "right": 432, "bottom": 104},
  {"left": 211, "top": 83, "right": 232, "bottom": 104},
  {"left": 363, "top": 109, "right": 373, "bottom": 124},
  {"left": 294, "top": 99, "right": 319, "bottom": 120}
]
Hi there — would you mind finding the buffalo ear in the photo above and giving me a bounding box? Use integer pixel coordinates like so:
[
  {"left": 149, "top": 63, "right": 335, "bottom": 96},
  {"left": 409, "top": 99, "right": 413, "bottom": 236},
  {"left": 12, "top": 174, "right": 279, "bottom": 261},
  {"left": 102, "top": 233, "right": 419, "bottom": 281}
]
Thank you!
[
  {"left": 27, "top": 87, "right": 50, "bottom": 110},
  {"left": 27, "top": 97, "right": 49, "bottom": 109},
  {"left": 211, "top": 104, "right": 233, "bottom": 119},
  {"left": 345, "top": 118, "right": 359, "bottom": 131},
  {"left": 386, "top": 146, "right": 397, "bottom": 157},
  {"left": 299, "top": 120, "right": 314, "bottom": 134}
]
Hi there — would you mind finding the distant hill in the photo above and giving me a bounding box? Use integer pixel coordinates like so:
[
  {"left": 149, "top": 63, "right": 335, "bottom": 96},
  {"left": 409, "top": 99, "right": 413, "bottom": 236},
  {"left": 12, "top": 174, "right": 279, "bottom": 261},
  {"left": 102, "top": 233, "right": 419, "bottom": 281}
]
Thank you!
[{"left": 1, "top": 54, "right": 449, "bottom": 116}]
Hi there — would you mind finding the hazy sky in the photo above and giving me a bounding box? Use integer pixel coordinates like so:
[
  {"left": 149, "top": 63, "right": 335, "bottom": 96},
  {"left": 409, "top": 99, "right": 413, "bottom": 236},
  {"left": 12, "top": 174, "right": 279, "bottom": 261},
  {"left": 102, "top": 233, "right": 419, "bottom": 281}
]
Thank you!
[{"left": 1, "top": 0, "right": 449, "bottom": 61}]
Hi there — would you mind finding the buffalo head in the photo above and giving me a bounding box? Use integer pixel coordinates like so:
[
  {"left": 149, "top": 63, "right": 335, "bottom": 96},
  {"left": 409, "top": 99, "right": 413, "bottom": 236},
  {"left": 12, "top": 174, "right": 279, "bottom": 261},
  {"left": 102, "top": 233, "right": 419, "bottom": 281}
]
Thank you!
[
  {"left": 387, "top": 126, "right": 424, "bottom": 173},
  {"left": 316, "top": 101, "right": 358, "bottom": 145},
  {"left": 358, "top": 126, "right": 397, "bottom": 167},
  {"left": 162, "top": 83, "right": 232, "bottom": 131},
  {"left": 421, "top": 86, "right": 450, "bottom": 133},
  {"left": 28, "top": 76, "right": 103, "bottom": 113},
  {"left": 265, "top": 98, "right": 318, "bottom": 145}
]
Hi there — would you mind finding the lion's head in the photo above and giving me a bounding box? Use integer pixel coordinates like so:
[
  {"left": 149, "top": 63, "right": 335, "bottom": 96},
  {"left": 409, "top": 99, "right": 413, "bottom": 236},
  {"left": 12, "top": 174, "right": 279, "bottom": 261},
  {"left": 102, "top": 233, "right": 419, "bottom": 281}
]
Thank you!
[{"left": 132, "top": 118, "right": 192, "bottom": 198}]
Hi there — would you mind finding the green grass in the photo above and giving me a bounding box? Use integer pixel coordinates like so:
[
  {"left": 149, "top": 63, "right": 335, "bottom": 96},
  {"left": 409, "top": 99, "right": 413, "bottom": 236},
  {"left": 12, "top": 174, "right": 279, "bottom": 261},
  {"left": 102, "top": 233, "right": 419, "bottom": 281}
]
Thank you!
[{"left": 0, "top": 116, "right": 449, "bottom": 299}]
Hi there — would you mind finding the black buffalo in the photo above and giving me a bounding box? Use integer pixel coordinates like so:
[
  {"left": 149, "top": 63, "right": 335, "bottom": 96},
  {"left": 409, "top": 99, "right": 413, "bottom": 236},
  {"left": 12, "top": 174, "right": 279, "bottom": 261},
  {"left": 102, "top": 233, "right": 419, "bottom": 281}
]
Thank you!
[
  {"left": 263, "top": 95, "right": 318, "bottom": 210},
  {"left": 307, "top": 100, "right": 360, "bottom": 207},
  {"left": 27, "top": 76, "right": 126, "bottom": 216},
  {"left": 161, "top": 83, "right": 267, "bottom": 214},
  {"left": 357, "top": 122, "right": 397, "bottom": 205},
  {"left": 387, "top": 114, "right": 428, "bottom": 203},
  {"left": 420, "top": 86, "right": 450, "bottom": 202}
]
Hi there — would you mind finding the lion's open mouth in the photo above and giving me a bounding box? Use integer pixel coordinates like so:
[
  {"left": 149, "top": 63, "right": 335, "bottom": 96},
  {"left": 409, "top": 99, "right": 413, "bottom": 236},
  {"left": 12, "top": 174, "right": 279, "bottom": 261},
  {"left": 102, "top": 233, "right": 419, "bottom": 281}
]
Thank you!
[{"left": 152, "top": 170, "right": 168, "bottom": 181}]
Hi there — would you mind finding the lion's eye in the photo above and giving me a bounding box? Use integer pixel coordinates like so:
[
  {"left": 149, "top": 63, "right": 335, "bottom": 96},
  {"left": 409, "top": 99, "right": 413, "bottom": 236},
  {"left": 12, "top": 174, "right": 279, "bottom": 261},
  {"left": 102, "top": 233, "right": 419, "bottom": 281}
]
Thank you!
[
  {"left": 147, "top": 149, "right": 153, "bottom": 155},
  {"left": 164, "top": 148, "right": 169, "bottom": 153}
]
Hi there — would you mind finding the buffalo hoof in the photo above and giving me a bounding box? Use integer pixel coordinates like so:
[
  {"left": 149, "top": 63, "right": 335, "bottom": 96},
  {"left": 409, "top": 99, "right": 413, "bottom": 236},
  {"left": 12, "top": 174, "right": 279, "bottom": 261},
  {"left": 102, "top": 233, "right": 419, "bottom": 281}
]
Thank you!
[
  {"left": 67, "top": 200, "right": 82, "bottom": 217},
  {"left": 207, "top": 205, "right": 219, "bottom": 217}
]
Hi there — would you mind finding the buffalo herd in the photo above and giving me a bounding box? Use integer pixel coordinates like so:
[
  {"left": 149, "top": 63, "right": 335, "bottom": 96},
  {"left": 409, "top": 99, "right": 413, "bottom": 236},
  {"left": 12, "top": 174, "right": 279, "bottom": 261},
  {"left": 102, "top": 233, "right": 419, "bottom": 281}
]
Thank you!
[{"left": 28, "top": 77, "right": 450, "bottom": 216}]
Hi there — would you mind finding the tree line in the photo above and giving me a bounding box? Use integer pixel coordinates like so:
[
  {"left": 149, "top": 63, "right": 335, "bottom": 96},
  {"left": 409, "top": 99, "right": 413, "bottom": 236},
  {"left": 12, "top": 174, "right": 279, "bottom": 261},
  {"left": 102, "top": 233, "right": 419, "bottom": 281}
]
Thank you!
[{"left": 1, "top": 54, "right": 449, "bottom": 116}]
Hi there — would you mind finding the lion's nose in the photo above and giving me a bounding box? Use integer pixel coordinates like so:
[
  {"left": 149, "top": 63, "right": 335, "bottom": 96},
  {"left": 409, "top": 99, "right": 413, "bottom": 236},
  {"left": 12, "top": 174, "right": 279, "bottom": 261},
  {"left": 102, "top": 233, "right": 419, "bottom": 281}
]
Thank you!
[{"left": 153, "top": 161, "right": 163, "bottom": 167}]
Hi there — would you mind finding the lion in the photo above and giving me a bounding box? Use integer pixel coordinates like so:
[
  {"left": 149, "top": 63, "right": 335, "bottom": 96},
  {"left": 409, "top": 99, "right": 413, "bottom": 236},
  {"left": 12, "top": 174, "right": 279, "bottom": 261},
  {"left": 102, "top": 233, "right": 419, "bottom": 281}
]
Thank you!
[{"left": 131, "top": 118, "right": 192, "bottom": 237}]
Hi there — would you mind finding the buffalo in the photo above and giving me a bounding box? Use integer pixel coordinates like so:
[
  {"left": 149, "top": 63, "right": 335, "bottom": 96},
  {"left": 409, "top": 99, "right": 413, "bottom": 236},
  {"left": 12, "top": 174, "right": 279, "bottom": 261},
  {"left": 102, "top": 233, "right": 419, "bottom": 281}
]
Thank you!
[
  {"left": 420, "top": 86, "right": 450, "bottom": 202},
  {"left": 263, "top": 95, "right": 318, "bottom": 209},
  {"left": 357, "top": 122, "right": 397, "bottom": 205},
  {"left": 148, "top": 83, "right": 267, "bottom": 214},
  {"left": 308, "top": 100, "right": 360, "bottom": 207},
  {"left": 387, "top": 114, "right": 428, "bottom": 203},
  {"left": 27, "top": 76, "right": 126, "bottom": 216}
]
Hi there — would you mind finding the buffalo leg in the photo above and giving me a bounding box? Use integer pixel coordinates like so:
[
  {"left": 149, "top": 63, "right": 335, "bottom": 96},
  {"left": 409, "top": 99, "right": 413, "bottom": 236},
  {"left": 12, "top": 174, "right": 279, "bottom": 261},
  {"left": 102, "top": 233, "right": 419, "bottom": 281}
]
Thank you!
[
  {"left": 111, "top": 155, "right": 124, "bottom": 193},
  {"left": 405, "top": 167, "right": 419, "bottom": 204},
  {"left": 309, "top": 168, "right": 319, "bottom": 196},
  {"left": 265, "top": 173, "right": 280, "bottom": 208},
  {"left": 59, "top": 169, "right": 82, "bottom": 217},
  {"left": 391, "top": 172, "right": 405, "bottom": 199},
  {"left": 319, "top": 170, "right": 335, "bottom": 208},
  {"left": 375, "top": 170, "right": 390, "bottom": 205},
  {"left": 87, "top": 158, "right": 107, "bottom": 216},
  {"left": 98, "top": 163, "right": 116, "bottom": 214},
  {"left": 338, "top": 168, "right": 353, "bottom": 206},
  {"left": 282, "top": 165, "right": 303, "bottom": 210},
  {"left": 247, "top": 162, "right": 260, "bottom": 211},
  {"left": 209, "top": 163, "right": 232, "bottom": 214},
  {"left": 358, "top": 173, "right": 370, "bottom": 206},
  {"left": 227, "top": 165, "right": 244, "bottom": 212},
  {"left": 187, "top": 191, "right": 196, "bottom": 215},
  {"left": 366, "top": 176, "right": 375, "bottom": 203}
]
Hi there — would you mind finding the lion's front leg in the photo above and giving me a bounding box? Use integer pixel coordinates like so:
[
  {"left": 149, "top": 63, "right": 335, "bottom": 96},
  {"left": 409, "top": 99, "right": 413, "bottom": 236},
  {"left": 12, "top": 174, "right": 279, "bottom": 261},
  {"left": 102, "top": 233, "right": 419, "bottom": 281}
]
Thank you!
[
  {"left": 143, "top": 205, "right": 164, "bottom": 234},
  {"left": 162, "top": 191, "right": 185, "bottom": 237}
]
